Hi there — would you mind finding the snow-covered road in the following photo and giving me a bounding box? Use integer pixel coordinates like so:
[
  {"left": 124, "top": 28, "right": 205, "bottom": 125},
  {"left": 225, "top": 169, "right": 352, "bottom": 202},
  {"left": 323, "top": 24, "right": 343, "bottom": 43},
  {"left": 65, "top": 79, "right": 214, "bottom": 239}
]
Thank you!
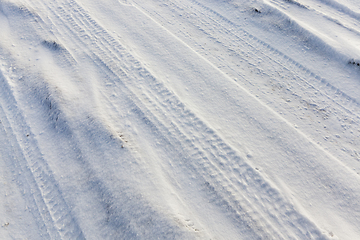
[{"left": 1, "top": 0, "right": 360, "bottom": 239}]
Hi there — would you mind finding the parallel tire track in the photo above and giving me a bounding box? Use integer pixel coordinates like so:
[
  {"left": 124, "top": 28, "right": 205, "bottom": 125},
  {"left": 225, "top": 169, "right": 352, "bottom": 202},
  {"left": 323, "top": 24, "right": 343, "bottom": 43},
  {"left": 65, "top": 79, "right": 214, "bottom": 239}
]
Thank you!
[
  {"left": 132, "top": 0, "right": 360, "bottom": 162},
  {"left": 136, "top": 0, "right": 360, "bottom": 118},
  {"left": 0, "top": 68, "right": 84, "bottom": 239},
  {"left": 18, "top": 0, "right": 331, "bottom": 238},
  {"left": 186, "top": 0, "right": 360, "bottom": 114}
]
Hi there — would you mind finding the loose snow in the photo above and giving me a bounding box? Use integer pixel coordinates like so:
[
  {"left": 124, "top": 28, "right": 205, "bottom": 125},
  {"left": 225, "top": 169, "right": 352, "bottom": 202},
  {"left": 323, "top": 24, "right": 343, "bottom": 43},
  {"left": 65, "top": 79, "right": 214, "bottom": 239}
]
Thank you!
[{"left": 1, "top": 0, "right": 360, "bottom": 239}]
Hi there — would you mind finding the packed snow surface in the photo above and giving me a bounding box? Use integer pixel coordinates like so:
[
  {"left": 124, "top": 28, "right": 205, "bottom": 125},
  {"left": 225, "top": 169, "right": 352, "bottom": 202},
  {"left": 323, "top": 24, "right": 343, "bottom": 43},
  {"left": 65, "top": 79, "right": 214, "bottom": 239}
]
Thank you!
[{"left": 1, "top": 0, "right": 360, "bottom": 239}]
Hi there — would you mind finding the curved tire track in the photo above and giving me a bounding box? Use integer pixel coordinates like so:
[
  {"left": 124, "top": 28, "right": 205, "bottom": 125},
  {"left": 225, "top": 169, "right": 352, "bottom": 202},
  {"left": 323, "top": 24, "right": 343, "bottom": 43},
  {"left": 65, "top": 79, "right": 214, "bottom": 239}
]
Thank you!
[
  {"left": 16, "top": 0, "right": 333, "bottom": 238},
  {"left": 0, "top": 67, "right": 84, "bottom": 239},
  {"left": 131, "top": 0, "right": 360, "bottom": 164}
]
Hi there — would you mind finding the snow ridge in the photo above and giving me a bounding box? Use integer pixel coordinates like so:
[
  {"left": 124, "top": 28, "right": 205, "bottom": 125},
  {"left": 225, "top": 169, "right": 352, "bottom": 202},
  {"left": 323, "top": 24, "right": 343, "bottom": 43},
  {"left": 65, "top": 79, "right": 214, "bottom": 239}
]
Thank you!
[{"left": 1, "top": 0, "right": 360, "bottom": 239}]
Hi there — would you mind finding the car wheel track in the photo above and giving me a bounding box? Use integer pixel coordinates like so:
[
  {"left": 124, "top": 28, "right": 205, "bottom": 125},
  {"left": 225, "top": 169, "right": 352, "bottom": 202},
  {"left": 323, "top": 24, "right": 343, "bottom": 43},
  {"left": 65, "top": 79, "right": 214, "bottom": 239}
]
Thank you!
[
  {"left": 0, "top": 65, "right": 85, "bottom": 239},
  {"left": 17, "top": 0, "right": 331, "bottom": 238},
  {"left": 131, "top": 0, "right": 360, "bottom": 164}
]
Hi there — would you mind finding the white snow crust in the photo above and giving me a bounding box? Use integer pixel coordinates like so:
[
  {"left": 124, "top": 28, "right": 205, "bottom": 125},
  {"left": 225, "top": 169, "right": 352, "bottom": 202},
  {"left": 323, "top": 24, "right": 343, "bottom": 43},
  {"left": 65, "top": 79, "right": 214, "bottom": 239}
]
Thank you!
[{"left": 1, "top": 0, "right": 360, "bottom": 239}]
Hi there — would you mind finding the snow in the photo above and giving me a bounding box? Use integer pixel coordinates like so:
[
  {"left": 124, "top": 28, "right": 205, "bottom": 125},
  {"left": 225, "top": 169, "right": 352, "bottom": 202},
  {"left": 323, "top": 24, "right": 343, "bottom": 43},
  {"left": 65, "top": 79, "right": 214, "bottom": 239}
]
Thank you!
[{"left": 1, "top": 0, "right": 360, "bottom": 239}]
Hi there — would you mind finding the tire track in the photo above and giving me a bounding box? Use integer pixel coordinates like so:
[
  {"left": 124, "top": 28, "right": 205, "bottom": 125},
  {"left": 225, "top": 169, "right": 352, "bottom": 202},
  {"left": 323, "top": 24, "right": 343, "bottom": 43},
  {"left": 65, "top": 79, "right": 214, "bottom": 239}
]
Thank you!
[
  {"left": 132, "top": 0, "right": 360, "bottom": 163},
  {"left": 19, "top": 0, "right": 331, "bottom": 238},
  {"left": 136, "top": 0, "right": 360, "bottom": 118},
  {"left": 0, "top": 66, "right": 84, "bottom": 239}
]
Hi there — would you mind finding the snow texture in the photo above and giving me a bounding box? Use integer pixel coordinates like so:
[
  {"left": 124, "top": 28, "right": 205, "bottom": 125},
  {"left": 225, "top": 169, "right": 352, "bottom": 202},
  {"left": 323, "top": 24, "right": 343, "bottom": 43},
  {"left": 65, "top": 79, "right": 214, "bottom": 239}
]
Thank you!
[{"left": 1, "top": 0, "right": 360, "bottom": 239}]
